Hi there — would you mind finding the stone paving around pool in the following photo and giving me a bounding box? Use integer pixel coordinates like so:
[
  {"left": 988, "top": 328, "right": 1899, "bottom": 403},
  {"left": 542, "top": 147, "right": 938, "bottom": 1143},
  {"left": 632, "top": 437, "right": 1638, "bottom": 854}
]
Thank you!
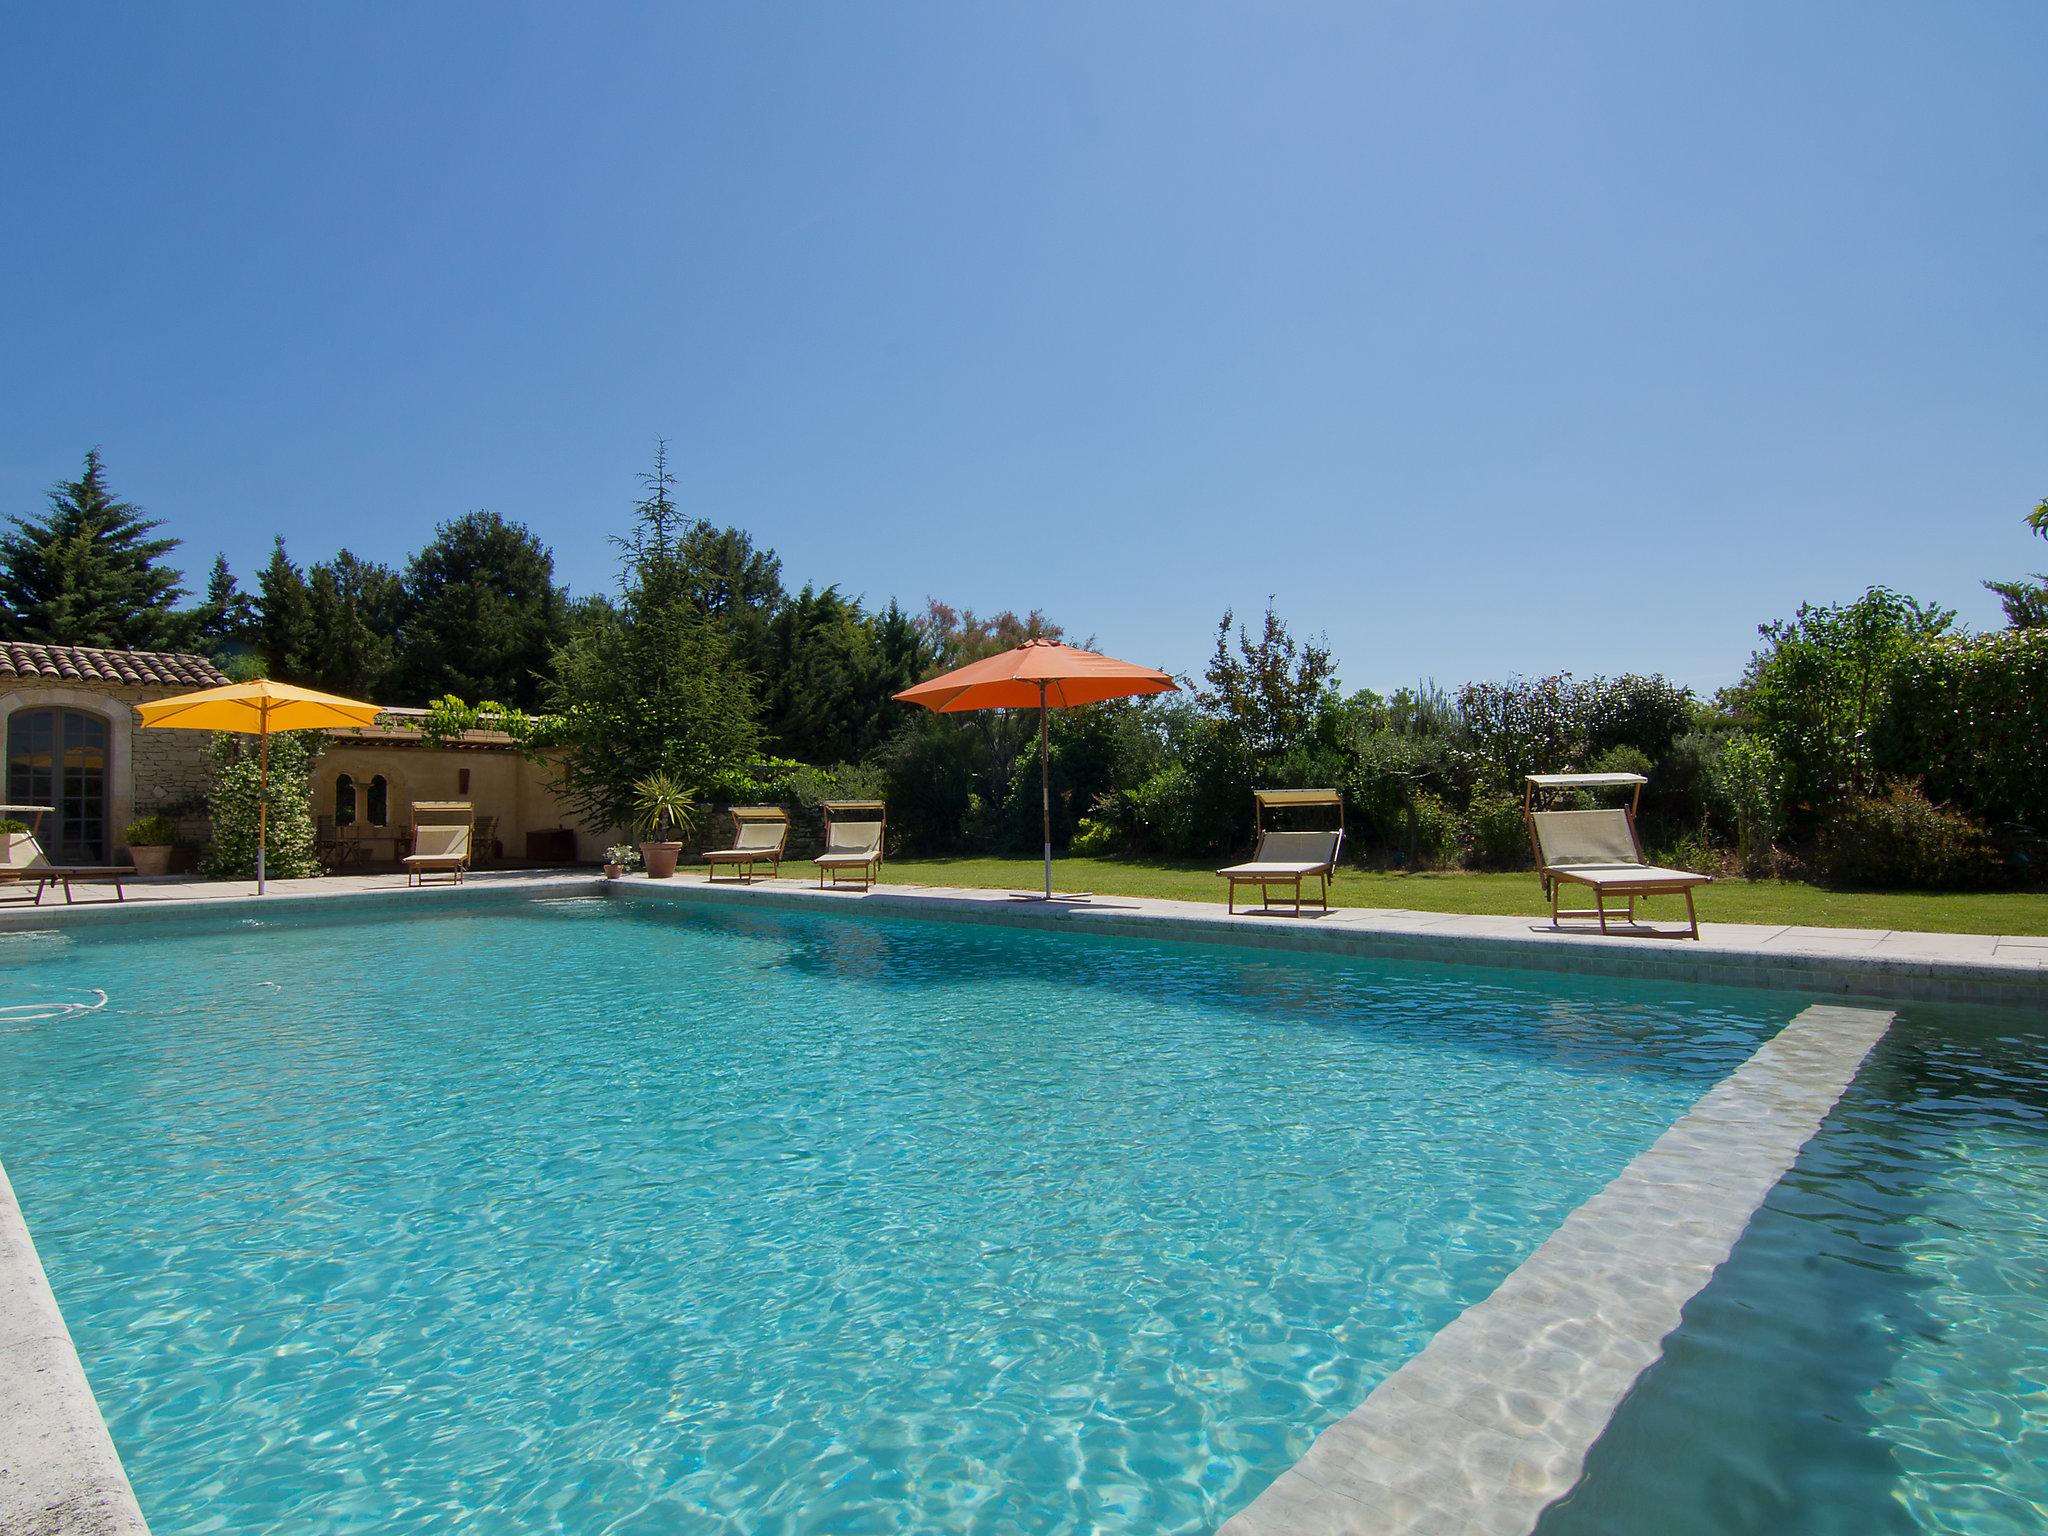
[{"left": 6, "top": 867, "right": 2039, "bottom": 1007}]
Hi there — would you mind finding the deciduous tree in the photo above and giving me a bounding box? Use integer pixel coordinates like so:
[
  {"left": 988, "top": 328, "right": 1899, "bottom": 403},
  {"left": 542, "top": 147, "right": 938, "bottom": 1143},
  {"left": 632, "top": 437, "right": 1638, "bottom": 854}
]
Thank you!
[{"left": 395, "top": 510, "right": 565, "bottom": 706}]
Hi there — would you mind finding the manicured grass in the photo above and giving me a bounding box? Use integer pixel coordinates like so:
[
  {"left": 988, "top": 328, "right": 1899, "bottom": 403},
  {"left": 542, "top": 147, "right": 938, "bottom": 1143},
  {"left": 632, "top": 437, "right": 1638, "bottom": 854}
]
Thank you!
[{"left": 885, "top": 856, "right": 2048, "bottom": 936}]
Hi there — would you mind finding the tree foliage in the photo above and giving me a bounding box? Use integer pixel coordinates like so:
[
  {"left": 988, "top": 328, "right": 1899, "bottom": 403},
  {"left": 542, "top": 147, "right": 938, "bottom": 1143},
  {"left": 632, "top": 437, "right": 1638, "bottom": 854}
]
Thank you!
[
  {"left": 0, "top": 450, "right": 189, "bottom": 649},
  {"left": 1876, "top": 627, "right": 2048, "bottom": 833},
  {"left": 191, "top": 554, "right": 260, "bottom": 656},
  {"left": 539, "top": 449, "right": 764, "bottom": 830},
  {"left": 202, "top": 731, "right": 321, "bottom": 880},
  {"left": 396, "top": 511, "right": 565, "bottom": 707},
  {"left": 1984, "top": 495, "right": 2048, "bottom": 629},
  {"left": 1196, "top": 603, "right": 1338, "bottom": 761},
  {"left": 1734, "top": 586, "right": 1954, "bottom": 825}
]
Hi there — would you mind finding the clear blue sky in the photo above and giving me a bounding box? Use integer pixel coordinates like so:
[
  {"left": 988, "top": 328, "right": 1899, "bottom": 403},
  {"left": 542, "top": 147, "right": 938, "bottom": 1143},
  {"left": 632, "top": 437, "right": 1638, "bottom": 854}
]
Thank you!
[{"left": 3, "top": 3, "right": 2043, "bottom": 694}]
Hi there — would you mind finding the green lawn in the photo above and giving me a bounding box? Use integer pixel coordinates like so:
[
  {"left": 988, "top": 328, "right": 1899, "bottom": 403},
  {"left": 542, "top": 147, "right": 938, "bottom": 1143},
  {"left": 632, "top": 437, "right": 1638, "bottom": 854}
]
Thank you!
[{"left": 884, "top": 856, "right": 2048, "bottom": 936}]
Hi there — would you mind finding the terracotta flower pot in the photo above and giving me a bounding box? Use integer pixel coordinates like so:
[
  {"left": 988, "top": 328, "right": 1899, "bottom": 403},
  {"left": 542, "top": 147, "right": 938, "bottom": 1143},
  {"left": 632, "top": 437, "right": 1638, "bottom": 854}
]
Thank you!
[
  {"left": 127, "top": 845, "right": 175, "bottom": 877},
  {"left": 640, "top": 841, "right": 683, "bottom": 879},
  {"left": 603, "top": 862, "right": 624, "bottom": 880}
]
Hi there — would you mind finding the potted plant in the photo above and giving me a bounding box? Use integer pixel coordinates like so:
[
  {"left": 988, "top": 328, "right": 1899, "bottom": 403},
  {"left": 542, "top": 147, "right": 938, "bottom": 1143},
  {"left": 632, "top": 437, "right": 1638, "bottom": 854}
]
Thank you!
[
  {"left": 603, "top": 844, "right": 641, "bottom": 880},
  {"left": 122, "top": 814, "right": 178, "bottom": 876},
  {"left": 633, "top": 773, "right": 697, "bottom": 879},
  {"left": 0, "top": 818, "right": 28, "bottom": 866}
]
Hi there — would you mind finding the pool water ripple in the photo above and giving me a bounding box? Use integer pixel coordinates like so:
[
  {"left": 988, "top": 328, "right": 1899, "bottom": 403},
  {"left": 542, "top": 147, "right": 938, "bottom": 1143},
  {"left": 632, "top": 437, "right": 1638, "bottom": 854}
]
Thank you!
[{"left": 0, "top": 896, "right": 1789, "bottom": 1534}]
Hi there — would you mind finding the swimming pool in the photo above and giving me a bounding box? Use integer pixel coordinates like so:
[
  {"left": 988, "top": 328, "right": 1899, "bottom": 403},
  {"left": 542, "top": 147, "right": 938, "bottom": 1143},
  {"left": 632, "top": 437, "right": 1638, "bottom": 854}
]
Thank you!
[
  {"left": 1534, "top": 1001, "right": 2048, "bottom": 1536},
  {"left": 1, "top": 892, "right": 1798, "bottom": 1533}
]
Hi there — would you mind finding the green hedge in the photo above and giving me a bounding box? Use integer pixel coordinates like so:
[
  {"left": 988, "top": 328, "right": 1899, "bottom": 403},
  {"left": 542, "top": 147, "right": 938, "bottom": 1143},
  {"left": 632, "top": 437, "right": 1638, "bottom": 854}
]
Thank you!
[
  {"left": 1814, "top": 786, "right": 2008, "bottom": 890},
  {"left": 1877, "top": 629, "right": 2048, "bottom": 833}
]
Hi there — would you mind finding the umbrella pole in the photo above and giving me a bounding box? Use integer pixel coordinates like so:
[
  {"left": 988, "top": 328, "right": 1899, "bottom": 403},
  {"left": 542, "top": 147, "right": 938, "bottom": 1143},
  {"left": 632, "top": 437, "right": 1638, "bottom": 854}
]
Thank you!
[
  {"left": 1039, "top": 683, "right": 1051, "bottom": 899},
  {"left": 257, "top": 725, "right": 268, "bottom": 896}
]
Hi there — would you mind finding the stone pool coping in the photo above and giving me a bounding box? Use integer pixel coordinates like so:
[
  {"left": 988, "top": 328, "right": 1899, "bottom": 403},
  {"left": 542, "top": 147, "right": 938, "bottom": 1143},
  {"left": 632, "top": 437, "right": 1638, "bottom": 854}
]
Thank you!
[
  {"left": 0, "top": 1159, "right": 150, "bottom": 1536},
  {"left": 0, "top": 871, "right": 2031, "bottom": 1534},
  {"left": 606, "top": 871, "right": 2047, "bottom": 1009},
  {"left": 3, "top": 866, "right": 2041, "bottom": 1007}
]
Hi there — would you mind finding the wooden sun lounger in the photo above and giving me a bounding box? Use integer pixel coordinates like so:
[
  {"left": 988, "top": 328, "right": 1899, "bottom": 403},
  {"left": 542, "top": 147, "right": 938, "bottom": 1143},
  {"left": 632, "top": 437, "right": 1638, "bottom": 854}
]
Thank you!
[
  {"left": 1217, "top": 789, "right": 1345, "bottom": 915},
  {"left": 1529, "top": 806, "right": 1711, "bottom": 939},
  {"left": 404, "top": 820, "right": 472, "bottom": 886},
  {"left": 704, "top": 807, "right": 789, "bottom": 883},
  {"left": 814, "top": 801, "right": 885, "bottom": 890},
  {"left": 1, "top": 832, "right": 130, "bottom": 905}
]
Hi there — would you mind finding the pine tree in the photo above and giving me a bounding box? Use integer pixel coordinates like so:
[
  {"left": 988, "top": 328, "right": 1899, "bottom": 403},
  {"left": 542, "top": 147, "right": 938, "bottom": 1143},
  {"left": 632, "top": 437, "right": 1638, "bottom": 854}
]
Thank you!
[
  {"left": 193, "top": 554, "right": 260, "bottom": 654},
  {"left": 302, "top": 551, "right": 402, "bottom": 697},
  {"left": 257, "top": 538, "right": 314, "bottom": 678},
  {"left": 0, "top": 449, "right": 187, "bottom": 648}
]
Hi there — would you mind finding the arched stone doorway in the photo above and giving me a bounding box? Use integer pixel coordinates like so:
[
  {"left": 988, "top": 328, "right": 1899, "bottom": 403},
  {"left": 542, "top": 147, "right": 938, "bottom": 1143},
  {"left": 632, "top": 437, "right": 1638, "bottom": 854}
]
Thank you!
[{"left": 5, "top": 706, "right": 113, "bottom": 862}]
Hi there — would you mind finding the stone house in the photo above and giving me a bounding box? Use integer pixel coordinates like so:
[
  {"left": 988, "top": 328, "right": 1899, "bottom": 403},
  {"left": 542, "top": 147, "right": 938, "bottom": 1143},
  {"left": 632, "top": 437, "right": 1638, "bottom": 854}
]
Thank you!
[
  {"left": 314, "top": 716, "right": 604, "bottom": 865},
  {"left": 0, "top": 642, "right": 229, "bottom": 863},
  {"left": 0, "top": 642, "right": 605, "bottom": 868}
]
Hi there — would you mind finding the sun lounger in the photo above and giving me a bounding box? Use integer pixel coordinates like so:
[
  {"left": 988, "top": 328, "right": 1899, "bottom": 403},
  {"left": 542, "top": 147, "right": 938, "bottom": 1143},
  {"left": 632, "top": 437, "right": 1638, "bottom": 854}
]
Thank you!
[
  {"left": 1217, "top": 789, "right": 1345, "bottom": 915},
  {"left": 1, "top": 830, "right": 130, "bottom": 905},
  {"left": 814, "top": 801, "right": 886, "bottom": 889},
  {"left": 1529, "top": 806, "right": 1711, "bottom": 939},
  {"left": 704, "top": 806, "right": 789, "bottom": 883},
  {"left": 404, "top": 823, "right": 472, "bottom": 886}
]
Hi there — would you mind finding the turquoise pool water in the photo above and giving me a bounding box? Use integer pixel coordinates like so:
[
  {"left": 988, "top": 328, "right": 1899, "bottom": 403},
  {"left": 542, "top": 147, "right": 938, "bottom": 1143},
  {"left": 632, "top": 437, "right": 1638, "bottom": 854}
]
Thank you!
[
  {"left": 1537, "top": 1003, "right": 2048, "bottom": 1536},
  {"left": 0, "top": 893, "right": 1793, "bottom": 1534}
]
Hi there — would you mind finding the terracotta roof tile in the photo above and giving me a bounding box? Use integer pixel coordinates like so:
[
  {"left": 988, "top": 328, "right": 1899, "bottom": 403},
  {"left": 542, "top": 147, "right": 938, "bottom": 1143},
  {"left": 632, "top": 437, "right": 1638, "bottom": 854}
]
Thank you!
[{"left": 0, "top": 642, "right": 231, "bottom": 690}]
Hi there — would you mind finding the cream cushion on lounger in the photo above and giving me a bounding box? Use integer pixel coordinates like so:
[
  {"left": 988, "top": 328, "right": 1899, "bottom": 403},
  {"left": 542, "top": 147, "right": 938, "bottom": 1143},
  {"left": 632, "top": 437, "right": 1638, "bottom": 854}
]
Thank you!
[
  {"left": 814, "top": 817, "right": 884, "bottom": 889},
  {"left": 1217, "top": 825, "right": 1345, "bottom": 914},
  {"left": 1216, "top": 829, "right": 1341, "bottom": 879},
  {"left": 1530, "top": 809, "right": 1702, "bottom": 885}
]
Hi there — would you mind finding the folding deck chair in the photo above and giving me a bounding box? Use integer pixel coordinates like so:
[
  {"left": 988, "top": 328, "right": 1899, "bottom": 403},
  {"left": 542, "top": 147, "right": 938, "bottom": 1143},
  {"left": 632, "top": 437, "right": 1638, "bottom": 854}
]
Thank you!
[
  {"left": 0, "top": 807, "right": 131, "bottom": 905},
  {"left": 814, "top": 801, "right": 886, "bottom": 890},
  {"left": 405, "top": 801, "right": 473, "bottom": 886},
  {"left": 1216, "top": 789, "right": 1345, "bottom": 915},
  {"left": 703, "top": 806, "right": 790, "bottom": 883},
  {"left": 1524, "top": 774, "right": 1711, "bottom": 939}
]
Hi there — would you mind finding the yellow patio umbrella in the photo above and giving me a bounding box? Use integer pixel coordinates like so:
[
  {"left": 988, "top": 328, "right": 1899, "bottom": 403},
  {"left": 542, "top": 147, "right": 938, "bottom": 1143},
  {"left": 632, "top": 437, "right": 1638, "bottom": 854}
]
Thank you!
[{"left": 136, "top": 679, "right": 383, "bottom": 894}]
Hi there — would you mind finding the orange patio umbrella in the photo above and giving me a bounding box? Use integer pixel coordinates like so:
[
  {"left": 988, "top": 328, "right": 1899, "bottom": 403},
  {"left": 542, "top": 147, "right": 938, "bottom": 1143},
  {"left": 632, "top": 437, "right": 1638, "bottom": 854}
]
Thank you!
[{"left": 895, "top": 637, "right": 1177, "bottom": 899}]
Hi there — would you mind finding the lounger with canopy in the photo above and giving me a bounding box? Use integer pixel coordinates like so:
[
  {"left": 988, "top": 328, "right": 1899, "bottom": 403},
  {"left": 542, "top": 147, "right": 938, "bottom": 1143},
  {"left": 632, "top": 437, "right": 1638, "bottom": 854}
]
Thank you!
[
  {"left": 703, "top": 806, "right": 789, "bottom": 883},
  {"left": 814, "top": 801, "right": 886, "bottom": 890},
  {"left": 405, "top": 801, "right": 473, "bottom": 887},
  {"left": 0, "top": 805, "right": 132, "bottom": 905},
  {"left": 1524, "top": 773, "right": 1711, "bottom": 939},
  {"left": 1216, "top": 789, "right": 1345, "bottom": 915}
]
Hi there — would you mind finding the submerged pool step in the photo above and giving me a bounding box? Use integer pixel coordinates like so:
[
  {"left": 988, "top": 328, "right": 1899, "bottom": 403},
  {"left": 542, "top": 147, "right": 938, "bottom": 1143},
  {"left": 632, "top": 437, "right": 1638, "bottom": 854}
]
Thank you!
[{"left": 1217, "top": 1002, "right": 1895, "bottom": 1536}]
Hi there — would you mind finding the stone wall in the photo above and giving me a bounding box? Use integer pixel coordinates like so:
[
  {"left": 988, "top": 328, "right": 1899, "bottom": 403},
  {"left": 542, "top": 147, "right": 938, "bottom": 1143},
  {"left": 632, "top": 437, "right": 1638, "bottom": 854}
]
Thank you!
[{"left": 126, "top": 699, "right": 214, "bottom": 815}]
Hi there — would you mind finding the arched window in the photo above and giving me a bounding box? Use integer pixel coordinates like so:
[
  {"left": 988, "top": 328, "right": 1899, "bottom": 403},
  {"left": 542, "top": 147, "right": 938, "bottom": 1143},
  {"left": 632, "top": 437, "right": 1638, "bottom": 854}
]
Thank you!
[
  {"left": 4, "top": 708, "right": 110, "bottom": 863},
  {"left": 334, "top": 774, "right": 357, "bottom": 827},
  {"left": 367, "top": 775, "right": 388, "bottom": 827}
]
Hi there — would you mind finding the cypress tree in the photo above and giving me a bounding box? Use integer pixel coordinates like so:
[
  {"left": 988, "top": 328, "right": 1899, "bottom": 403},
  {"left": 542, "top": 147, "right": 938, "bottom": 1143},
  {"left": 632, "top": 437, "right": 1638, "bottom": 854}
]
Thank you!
[{"left": 0, "top": 449, "right": 188, "bottom": 648}]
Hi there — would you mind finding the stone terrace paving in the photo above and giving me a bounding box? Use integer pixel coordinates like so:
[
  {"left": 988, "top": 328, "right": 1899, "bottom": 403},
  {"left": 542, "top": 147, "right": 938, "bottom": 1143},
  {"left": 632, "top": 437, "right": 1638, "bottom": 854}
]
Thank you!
[{"left": 9, "top": 867, "right": 2041, "bottom": 1003}]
